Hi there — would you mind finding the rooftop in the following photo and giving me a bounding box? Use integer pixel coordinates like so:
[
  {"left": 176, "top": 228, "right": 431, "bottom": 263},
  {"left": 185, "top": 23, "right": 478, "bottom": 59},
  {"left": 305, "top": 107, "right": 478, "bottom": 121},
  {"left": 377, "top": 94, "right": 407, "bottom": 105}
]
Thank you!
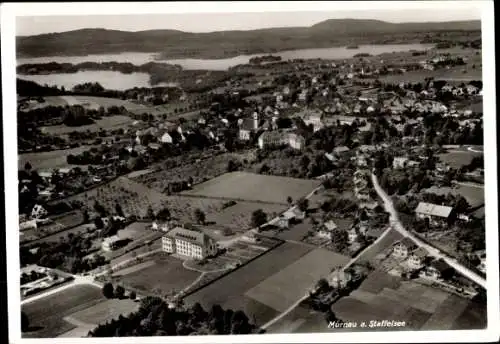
[
  {"left": 165, "top": 226, "right": 214, "bottom": 247},
  {"left": 415, "top": 202, "right": 453, "bottom": 218}
]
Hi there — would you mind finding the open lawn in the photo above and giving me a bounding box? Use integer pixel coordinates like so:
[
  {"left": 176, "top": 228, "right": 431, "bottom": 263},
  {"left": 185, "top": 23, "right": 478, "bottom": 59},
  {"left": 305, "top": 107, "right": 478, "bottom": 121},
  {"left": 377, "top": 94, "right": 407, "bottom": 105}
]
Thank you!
[
  {"left": 421, "top": 184, "right": 484, "bottom": 208},
  {"left": 182, "top": 172, "right": 320, "bottom": 205},
  {"left": 377, "top": 67, "right": 482, "bottom": 84},
  {"left": 114, "top": 253, "right": 200, "bottom": 296},
  {"left": 184, "top": 242, "right": 313, "bottom": 326},
  {"left": 438, "top": 150, "right": 483, "bottom": 169},
  {"left": 41, "top": 115, "right": 133, "bottom": 135},
  {"left": 21, "top": 284, "right": 104, "bottom": 338},
  {"left": 19, "top": 145, "right": 95, "bottom": 170},
  {"left": 246, "top": 248, "right": 350, "bottom": 312},
  {"left": 67, "top": 298, "right": 139, "bottom": 326}
]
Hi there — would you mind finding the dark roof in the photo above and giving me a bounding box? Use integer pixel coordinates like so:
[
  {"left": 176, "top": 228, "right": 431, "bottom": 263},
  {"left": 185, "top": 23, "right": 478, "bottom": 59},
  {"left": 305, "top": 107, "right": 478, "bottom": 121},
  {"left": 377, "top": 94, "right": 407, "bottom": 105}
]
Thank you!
[
  {"left": 240, "top": 118, "right": 256, "bottom": 131},
  {"left": 430, "top": 258, "right": 452, "bottom": 273}
]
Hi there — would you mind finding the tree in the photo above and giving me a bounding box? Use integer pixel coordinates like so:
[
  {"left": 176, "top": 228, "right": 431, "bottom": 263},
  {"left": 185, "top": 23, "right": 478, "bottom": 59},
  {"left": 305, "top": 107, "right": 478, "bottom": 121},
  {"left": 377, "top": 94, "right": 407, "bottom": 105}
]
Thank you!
[
  {"left": 147, "top": 205, "right": 156, "bottom": 220},
  {"left": 297, "top": 197, "right": 309, "bottom": 212},
  {"left": 21, "top": 311, "right": 29, "bottom": 332},
  {"left": 94, "top": 217, "right": 104, "bottom": 229},
  {"left": 115, "top": 203, "right": 124, "bottom": 217},
  {"left": 286, "top": 196, "right": 293, "bottom": 206},
  {"left": 129, "top": 291, "right": 136, "bottom": 300},
  {"left": 24, "top": 162, "right": 32, "bottom": 171},
  {"left": 115, "top": 285, "right": 125, "bottom": 299},
  {"left": 156, "top": 208, "right": 171, "bottom": 221},
  {"left": 194, "top": 208, "right": 206, "bottom": 225},
  {"left": 102, "top": 283, "right": 114, "bottom": 299},
  {"left": 251, "top": 209, "right": 267, "bottom": 228}
]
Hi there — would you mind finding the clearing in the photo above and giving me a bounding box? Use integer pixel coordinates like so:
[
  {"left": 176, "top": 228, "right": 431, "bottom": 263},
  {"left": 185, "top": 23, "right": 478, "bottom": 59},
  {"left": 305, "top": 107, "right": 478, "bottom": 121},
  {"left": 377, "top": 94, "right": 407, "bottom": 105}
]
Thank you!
[
  {"left": 40, "top": 115, "right": 133, "bottom": 135},
  {"left": 421, "top": 184, "right": 484, "bottom": 208},
  {"left": 22, "top": 284, "right": 104, "bottom": 338},
  {"left": 182, "top": 171, "right": 320, "bottom": 205},
  {"left": 18, "top": 145, "right": 96, "bottom": 170},
  {"left": 245, "top": 248, "right": 350, "bottom": 312},
  {"left": 184, "top": 242, "right": 313, "bottom": 326}
]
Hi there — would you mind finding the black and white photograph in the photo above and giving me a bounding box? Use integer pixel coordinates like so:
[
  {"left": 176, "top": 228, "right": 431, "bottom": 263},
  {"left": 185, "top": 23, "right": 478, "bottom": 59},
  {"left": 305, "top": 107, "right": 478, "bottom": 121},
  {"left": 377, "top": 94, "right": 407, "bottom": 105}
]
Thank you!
[{"left": 2, "top": 1, "right": 499, "bottom": 343}]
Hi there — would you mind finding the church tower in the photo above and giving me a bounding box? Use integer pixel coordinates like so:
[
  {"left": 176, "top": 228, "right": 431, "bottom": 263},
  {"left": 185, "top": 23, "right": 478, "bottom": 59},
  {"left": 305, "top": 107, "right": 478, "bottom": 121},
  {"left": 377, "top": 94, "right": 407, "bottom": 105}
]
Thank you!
[{"left": 253, "top": 112, "right": 259, "bottom": 130}]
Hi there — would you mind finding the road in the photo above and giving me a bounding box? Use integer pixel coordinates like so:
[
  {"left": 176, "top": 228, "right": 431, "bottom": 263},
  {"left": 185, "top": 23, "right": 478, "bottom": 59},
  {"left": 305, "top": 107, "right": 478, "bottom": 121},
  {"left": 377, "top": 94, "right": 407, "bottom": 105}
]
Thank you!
[
  {"left": 261, "top": 225, "right": 393, "bottom": 331},
  {"left": 370, "top": 172, "right": 487, "bottom": 289}
]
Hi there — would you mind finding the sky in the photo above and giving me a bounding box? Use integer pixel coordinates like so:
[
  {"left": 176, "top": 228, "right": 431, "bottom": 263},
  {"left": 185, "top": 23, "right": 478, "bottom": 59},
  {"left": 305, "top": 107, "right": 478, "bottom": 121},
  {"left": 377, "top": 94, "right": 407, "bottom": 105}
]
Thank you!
[{"left": 16, "top": 7, "right": 482, "bottom": 36}]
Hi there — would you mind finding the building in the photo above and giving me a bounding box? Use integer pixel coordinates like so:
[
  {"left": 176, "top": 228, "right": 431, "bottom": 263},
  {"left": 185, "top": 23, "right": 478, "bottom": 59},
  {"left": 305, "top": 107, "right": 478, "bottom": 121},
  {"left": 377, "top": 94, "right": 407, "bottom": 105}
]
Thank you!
[
  {"left": 422, "top": 259, "right": 453, "bottom": 279},
  {"left": 393, "top": 237, "right": 418, "bottom": 259},
  {"left": 317, "top": 220, "right": 337, "bottom": 239},
  {"left": 162, "top": 227, "right": 218, "bottom": 260},
  {"left": 102, "top": 235, "right": 123, "bottom": 251},
  {"left": 347, "top": 228, "right": 359, "bottom": 244},
  {"left": 258, "top": 131, "right": 305, "bottom": 150},
  {"left": 302, "top": 112, "right": 324, "bottom": 132},
  {"left": 19, "top": 219, "right": 38, "bottom": 231},
  {"left": 393, "top": 157, "right": 409, "bottom": 169},
  {"left": 407, "top": 247, "right": 428, "bottom": 269},
  {"left": 239, "top": 112, "right": 260, "bottom": 141},
  {"left": 328, "top": 269, "right": 353, "bottom": 289},
  {"left": 31, "top": 204, "right": 48, "bottom": 219},
  {"left": 415, "top": 202, "right": 454, "bottom": 225}
]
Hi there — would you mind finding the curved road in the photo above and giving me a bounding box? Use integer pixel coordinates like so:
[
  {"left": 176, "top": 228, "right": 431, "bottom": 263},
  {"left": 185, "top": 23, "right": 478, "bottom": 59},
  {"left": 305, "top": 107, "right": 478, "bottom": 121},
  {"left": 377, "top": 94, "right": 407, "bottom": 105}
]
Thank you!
[{"left": 370, "top": 172, "right": 487, "bottom": 289}]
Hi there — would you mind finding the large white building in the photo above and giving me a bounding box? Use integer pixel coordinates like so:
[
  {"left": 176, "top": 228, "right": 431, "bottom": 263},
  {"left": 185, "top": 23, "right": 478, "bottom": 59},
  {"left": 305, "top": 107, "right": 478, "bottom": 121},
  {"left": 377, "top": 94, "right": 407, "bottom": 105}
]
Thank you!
[
  {"left": 162, "top": 227, "right": 218, "bottom": 260},
  {"left": 258, "top": 131, "right": 305, "bottom": 150}
]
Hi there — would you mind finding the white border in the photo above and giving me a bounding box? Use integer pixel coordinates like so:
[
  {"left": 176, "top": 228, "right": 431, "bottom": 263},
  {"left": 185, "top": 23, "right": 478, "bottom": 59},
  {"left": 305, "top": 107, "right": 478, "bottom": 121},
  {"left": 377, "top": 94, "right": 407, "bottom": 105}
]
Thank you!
[{"left": 2, "top": 1, "right": 498, "bottom": 343}]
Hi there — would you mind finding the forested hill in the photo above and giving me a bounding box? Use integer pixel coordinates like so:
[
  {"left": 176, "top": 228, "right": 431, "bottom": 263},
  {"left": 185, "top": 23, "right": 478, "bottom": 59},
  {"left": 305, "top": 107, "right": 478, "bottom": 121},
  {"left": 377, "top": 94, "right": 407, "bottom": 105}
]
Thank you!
[{"left": 17, "top": 19, "right": 481, "bottom": 59}]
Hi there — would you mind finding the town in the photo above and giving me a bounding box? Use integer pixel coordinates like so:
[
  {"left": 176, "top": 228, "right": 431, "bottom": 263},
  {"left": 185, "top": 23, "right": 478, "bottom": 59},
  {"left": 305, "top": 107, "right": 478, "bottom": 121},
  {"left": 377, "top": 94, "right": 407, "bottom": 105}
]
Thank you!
[{"left": 15, "top": 17, "right": 487, "bottom": 338}]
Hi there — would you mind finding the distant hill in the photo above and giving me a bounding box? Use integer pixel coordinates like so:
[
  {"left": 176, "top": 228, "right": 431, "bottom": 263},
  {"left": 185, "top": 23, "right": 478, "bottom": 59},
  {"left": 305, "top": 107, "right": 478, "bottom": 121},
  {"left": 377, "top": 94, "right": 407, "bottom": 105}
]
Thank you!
[{"left": 17, "top": 19, "right": 481, "bottom": 59}]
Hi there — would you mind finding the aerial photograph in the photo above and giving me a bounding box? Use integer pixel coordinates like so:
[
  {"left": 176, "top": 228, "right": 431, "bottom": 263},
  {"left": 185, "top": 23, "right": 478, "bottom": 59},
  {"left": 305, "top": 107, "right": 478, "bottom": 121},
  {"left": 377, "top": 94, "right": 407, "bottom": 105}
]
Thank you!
[{"left": 6, "top": 1, "right": 494, "bottom": 340}]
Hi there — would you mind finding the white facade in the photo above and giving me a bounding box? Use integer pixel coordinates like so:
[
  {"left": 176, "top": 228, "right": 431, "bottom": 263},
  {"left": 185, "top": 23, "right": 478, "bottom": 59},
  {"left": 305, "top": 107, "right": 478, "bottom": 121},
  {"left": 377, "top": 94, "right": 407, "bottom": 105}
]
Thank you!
[{"left": 162, "top": 227, "right": 218, "bottom": 260}]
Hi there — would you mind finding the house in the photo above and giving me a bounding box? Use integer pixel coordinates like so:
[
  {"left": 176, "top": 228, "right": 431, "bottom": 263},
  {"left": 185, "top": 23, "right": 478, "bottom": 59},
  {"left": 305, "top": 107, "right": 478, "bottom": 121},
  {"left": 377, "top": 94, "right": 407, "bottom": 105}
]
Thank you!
[
  {"left": 422, "top": 259, "right": 454, "bottom": 280},
  {"left": 466, "top": 84, "right": 479, "bottom": 95},
  {"left": 31, "top": 204, "right": 48, "bottom": 219},
  {"left": 160, "top": 132, "right": 173, "bottom": 144},
  {"left": 162, "top": 226, "right": 218, "bottom": 260},
  {"left": 317, "top": 220, "right": 336, "bottom": 239},
  {"left": 477, "top": 257, "right": 486, "bottom": 274},
  {"left": 152, "top": 221, "right": 170, "bottom": 232},
  {"left": 415, "top": 202, "right": 454, "bottom": 225},
  {"left": 288, "top": 133, "right": 305, "bottom": 150},
  {"left": 408, "top": 247, "right": 428, "bottom": 269},
  {"left": 393, "top": 157, "right": 409, "bottom": 169},
  {"left": 334, "top": 146, "right": 350, "bottom": 155},
  {"left": 328, "top": 269, "right": 353, "bottom": 289},
  {"left": 19, "top": 220, "right": 38, "bottom": 231},
  {"left": 102, "top": 235, "right": 123, "bottom": 251},
  {"left": 393, "top": 237, "right": 418, "bottom": 258},
  {"left": 302, "top": 112, "right": 324, "bottom": 132},
  {"left": 347, "top": 228, "right": 359, "bottom": 243},
  {"left": 277, "top": 215, "right": 290, "bottom": 229}
]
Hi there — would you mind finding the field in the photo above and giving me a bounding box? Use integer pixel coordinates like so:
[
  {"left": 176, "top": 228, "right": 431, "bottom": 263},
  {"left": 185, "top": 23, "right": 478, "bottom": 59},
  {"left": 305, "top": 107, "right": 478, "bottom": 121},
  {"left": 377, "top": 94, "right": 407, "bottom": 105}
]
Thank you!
[
  {"left": 18, "top": 145, "right": 96, "bottom": 170},
  {"left": 205, "top": 201, "right": 286, "bottom": 231},
  {"left": 438, "top": 149, "right": 483, "bottom": 169},
  {"left": 328, "top": 271, "right": 486, "bottom": 331},
  {"left": 40, "top": 115, "right": 133, "bottom": 135},
  {"left": 113, "top": 253, "right": 201, "bottom": 297},
  {"left": 133, "top": 152, "right": 256, "bottom": 192},
  {"left": 184, "top": 242, "right": 314, "bottom": 326},
  {"left": 22, "top": 284, "right": 111, "bottom": 338},
  {"left": 182, "top": 172, "right": 321, "bottom": 205},
  {"left": 21, "top": 211, "right": 85, "bottom": 245},
  {"left": 245, "top": 248, "right": 350, "bottom": 313},
  {"left": 421, "top": 184, "right": 484, "bottom": 208}
]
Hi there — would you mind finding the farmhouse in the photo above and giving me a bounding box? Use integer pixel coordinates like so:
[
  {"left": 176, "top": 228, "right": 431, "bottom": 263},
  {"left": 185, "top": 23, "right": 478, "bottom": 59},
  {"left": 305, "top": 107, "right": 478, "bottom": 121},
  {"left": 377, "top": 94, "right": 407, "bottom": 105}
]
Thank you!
[
  {"left": 421, "top": 259, "right": 454, "bottom": 280},
  {"left": 328, "top": 269, "right": 353, "bottom": 289},
  {"left": 393, "top": 237, "right": 418, "bottom": 259},
  {"left": 393, "top": 156, "right": 409, "bottom": 169},
  {"left": 102, "top": 235, "right": 123, "bottom": 252},
  {"left": 31, "top": 204, "right": 48, "bottom": 219},
  {"left": 162, "top": 226, "right": 218, "bottom": 260},
  {"left": 407, "top": 247, "right": 428, "bottom": 269},
  {"left": 415, "top": 202, "right": 454, "bottom": 225},
  {"left": 20, "top": 219, "right": 38, "bottom": 231},
  {"left": 317, "top": 220, "right": 337, "bottom": 239}
]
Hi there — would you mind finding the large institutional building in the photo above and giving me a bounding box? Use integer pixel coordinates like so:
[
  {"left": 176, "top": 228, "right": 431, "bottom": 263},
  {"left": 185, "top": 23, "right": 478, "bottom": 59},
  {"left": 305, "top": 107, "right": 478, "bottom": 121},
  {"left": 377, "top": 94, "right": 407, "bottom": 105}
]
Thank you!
[{"left": 162, "top": 226, "right": 218, "bottom": 260}]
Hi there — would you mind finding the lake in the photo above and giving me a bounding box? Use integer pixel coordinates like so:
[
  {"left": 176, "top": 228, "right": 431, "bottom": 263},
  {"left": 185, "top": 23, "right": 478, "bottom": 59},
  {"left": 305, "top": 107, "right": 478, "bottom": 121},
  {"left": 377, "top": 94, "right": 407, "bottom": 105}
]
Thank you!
[
  {"left": 18, "top": 71, "right": 177, "bottom": 91},
  {"left": 17, "top": 44, "right": 434, "bottom": 89}
]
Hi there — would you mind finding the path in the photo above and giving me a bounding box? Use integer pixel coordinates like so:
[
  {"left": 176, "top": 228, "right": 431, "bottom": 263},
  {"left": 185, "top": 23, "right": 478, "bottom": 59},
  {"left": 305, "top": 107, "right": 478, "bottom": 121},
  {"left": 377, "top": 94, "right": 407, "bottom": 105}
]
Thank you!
[
  {"left": 371, "top": 172, "right": 487, "bottom": 289},
  {"left": 261, "top": 226, "right": 393, "bottom": 330}
]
